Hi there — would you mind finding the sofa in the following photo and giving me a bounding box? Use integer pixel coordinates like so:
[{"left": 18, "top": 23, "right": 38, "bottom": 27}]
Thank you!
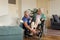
[
  {"left": 51, "top": 15, "right": 60, "bottom": 30},
  {"left": 0, "top": 26, "right": 24, "bottom": 40}
]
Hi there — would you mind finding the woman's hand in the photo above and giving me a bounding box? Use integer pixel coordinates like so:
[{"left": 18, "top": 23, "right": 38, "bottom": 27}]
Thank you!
[{"left": 31, "top": 29, "right": 37, "bottom": 34}]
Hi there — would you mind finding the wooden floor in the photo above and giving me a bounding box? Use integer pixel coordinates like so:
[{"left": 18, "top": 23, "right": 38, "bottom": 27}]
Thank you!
[
  {"left": 24, "top": 29, "right": 60, "bottom": 40},
  {"left": 41, "top": 35, "right": 60, "bottom": 40},
  {"left": 24, "top": 35, "right": 60, "bottom": 40}
]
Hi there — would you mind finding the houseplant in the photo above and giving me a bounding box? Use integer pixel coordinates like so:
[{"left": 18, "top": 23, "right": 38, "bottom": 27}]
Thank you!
[{"left": 28, "top": 8, "right": 38, "bottom": 17}]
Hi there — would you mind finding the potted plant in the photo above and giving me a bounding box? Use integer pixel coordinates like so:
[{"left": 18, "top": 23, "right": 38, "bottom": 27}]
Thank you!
[{"left": 28, "top": 8, "right": 38, "bottom": 18}]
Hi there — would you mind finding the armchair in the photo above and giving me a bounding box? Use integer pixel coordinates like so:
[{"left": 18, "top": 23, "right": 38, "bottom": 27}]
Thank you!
[{"left": 51, "top": 15, "right": 60, "bottom": 30}]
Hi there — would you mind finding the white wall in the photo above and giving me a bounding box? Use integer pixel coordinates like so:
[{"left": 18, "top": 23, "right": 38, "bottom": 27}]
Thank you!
[
  {"left": 0, "top": 0, "right": 18, "bottom": 26},
  {"left": 0, "top": 15, "right": 18, "bottom": 26},
  {"left": 0, "top": 0, "right": 8, "bottom": 16},
  {"left": 8, "top": 4, "right": 19, "bottom": 18},
  {"left": 49, "top": 0, "right": 60, "bottom": 17},
  {"left": 21, "top": 0, "right": 37, "bottom": 18}
]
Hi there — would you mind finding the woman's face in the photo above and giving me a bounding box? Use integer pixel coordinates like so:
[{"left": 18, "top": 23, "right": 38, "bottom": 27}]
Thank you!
[{"left": 37, "top": 9, "right": 42, "bottom": 15}]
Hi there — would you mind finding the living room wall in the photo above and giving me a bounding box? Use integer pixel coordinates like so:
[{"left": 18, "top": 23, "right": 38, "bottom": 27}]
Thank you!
[
  {"left": 21, "top": 0, "right": 37, "bottom": 18},
  {"left": 0, "top": 0, "right": 8, "bottom": 16},
  {"left": 49, "top": 0, "right": 60, "bottom": 17},
  {"left": 0, "top": 0, "right": 19, "bottom": 26}
]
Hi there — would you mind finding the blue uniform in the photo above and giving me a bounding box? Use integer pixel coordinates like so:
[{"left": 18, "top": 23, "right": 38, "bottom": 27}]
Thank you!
[
  {"left": 22, "top": 17, "right": 30, "bottom": 25},
  {"left": 22, "top": 16, "right": 31, "bottom": 35}
]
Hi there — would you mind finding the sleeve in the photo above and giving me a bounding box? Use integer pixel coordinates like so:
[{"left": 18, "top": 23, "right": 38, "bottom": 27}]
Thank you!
[
  {"left": 22, "top": 18, "right": 27, "bottom": 22},
  {"left": 41, "top": 13, "right": 46, "bottom": 20}
]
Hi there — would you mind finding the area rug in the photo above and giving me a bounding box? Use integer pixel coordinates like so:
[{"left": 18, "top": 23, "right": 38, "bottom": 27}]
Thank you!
[{"left": 47, "top": 29, "right": 60, "bottom": 36}]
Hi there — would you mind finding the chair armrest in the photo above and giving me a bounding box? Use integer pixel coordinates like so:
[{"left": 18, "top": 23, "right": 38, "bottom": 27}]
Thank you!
[
  {"left": 50, "top": 18, "right": 60, "bottom": 25},
  {"left": 59, "top": 17, "right": 60, "bottom": 20},
  {"left": 53, "top": 22, "right": 60, "bottom": 26},
  {"left": 50, "top": 18, "right": 54, "bottom": 24}
]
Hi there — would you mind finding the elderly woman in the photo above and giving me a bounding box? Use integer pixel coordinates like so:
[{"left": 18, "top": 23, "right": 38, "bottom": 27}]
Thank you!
[{"left": 32, "top": 8, "right": 46, "bottom": 36}]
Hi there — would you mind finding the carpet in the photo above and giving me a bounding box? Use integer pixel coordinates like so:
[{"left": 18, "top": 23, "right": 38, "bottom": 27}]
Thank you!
[{"left": 47, "top": 29, "right": 60, "bottom": 36}]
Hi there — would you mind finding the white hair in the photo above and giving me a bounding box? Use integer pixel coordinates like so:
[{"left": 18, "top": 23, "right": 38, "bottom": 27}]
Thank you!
[
  {"left": 38, "top": 8, "right": 45, "bottom": 13},
  {"left": 24, "top": 10, "right": 31, "bottom": 14}
]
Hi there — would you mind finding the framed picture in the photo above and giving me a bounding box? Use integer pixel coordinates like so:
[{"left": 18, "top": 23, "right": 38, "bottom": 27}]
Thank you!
[{"left": 8, "top": 0, "right": 16, "bottom": 4}]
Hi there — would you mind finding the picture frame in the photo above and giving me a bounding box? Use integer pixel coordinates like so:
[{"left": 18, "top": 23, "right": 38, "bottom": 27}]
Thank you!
[{"left": 8, "top": 0, "right": 16, "bottom": 4}]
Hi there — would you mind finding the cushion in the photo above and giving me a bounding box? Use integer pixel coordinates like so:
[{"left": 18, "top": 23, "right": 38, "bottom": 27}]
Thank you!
[
  {"left": 52, "top": 15, "right": 60, "bottom": 22},
  {"left": 0, "top": 26, "right": 24, "bottom": 35},
  {"left": 0, "top": 26, "right": 24, "bottom": 40}
]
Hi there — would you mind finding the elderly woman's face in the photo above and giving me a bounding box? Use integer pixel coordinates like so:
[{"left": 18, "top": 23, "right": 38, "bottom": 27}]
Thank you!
[{"left": 37, "top": 9, "right": 42, "bottom": 15}]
